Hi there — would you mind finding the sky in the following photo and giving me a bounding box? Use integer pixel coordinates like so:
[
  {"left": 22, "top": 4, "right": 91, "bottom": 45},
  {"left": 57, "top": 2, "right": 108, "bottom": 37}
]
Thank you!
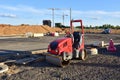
[{"left": 0, "top": 0, "right": 120, "bottom": 26}]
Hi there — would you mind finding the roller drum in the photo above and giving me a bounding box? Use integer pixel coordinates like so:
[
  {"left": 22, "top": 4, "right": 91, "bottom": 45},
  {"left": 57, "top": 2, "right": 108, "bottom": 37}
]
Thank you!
[{"left": 45, "top": 53, "right": 70, "bottom": 67}]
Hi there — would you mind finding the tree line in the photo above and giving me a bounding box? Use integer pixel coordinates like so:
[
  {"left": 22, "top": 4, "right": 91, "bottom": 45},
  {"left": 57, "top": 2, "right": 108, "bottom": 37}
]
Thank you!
[{"left": 76, "top": 24, "right": 120, "bottom": 29}]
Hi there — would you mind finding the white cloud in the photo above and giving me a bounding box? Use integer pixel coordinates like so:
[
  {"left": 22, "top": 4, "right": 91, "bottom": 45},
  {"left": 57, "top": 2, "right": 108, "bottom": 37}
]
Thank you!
[
  {"left": 73, "top": 10, "right": 103, "bottom": 15},
  {"left": 0, "top": 5, "right": 18, "bottom": 11},
  {"left": 0, "top": 5, "right": 120, "bottom": 17},
  {"left": 87, "top": 16, "right": 101, "bottom": 20},
  {"left": 0, "top": 13, "right": 17, "bottom": 18},
  {"left": 0, "top": 5, "right": 120, "bottom": 25},
  {"left": 0, "top": 5, "right": 49, "bottom": 14},
  {"left": 17, "top": 5, "right": 44, "bottom": 13},
  {"left": 72, "top": 10, "right": 120, "bottom": 18}
]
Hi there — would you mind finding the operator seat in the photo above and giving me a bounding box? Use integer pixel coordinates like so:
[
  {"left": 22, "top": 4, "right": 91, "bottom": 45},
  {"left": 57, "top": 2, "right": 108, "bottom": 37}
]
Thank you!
[{"left": 73, "top": 31, "right": 81, "bottom": 49}]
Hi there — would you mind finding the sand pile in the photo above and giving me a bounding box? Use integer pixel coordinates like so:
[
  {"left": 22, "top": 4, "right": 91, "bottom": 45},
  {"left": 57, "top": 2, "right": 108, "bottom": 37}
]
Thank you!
[
  {"left": 0, "top": 24, "right": 120, "bottom": 36},
  {"left": 0, "top": 24, "right": 62, "bottom": 36}
]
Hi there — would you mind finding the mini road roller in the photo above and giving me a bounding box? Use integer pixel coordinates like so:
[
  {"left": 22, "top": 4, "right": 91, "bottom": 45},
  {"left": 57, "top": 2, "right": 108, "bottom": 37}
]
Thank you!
[{"left": 46, "top": 19, "right": 87, "bottom": 67}]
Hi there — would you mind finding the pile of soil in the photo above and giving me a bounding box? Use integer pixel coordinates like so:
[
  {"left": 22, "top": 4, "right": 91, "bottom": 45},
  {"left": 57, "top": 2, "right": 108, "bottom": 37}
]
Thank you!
[
  {"left": 0, "top": 24, "right": 62, "bottom": 36},
  {"left": 0, "top": 24, "right": 120, "bottom": 36}
]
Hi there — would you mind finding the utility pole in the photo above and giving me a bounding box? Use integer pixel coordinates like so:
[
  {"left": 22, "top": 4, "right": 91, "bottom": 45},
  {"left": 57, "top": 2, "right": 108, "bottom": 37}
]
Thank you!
[
  {"left": 70, "top": 8, "right": 72, "bottom": 23},
  {"left": 48, "top": 8, "right": 60, "bottom": 27},
  {"left": 69, "top": 8, "right": 72, "bottom": 33}
]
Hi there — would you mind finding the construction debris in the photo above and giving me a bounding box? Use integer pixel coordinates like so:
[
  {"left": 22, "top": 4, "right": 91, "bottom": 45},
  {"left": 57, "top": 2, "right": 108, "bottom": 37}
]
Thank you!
[
  {"left": 15, "top": 57, "right": 36, "bottom": 65},
  {"left": 33, "top": 33, "right": 44, "bottom": 37},
  {"left": 92, "top": 41, "right": 106, "bottom": 47},
  {"left": 15, "top": 56, "right": 45, "bottom": 65},
  {"left": 7, "top": 65, "right": 20, "bottom": 75},
  {"left": 31, "top": 49, "right": 47, "bottom": 54},
  {"left": 90, "top": 48, "right": 98, "bottom": 55},
  {"left": 25, "top": 32, "right": 44, "bottom": 38},
  {"left": 0, "top": 64, "right": 9, "bottom": 73}
]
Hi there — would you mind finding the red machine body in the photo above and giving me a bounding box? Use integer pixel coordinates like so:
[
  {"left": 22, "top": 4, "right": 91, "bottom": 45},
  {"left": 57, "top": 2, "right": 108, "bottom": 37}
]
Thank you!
[{"left": 48, "top": 37, "right": 73, "bottom": 55}]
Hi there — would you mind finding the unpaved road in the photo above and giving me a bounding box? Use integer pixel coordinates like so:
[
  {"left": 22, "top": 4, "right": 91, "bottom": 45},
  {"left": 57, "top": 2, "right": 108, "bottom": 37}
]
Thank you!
[
  {"left": 0, "top": 34, "right": 119, "bottom": 50},
  {"left": 0, "top": 34, "right": 120, "bottom": 80}
]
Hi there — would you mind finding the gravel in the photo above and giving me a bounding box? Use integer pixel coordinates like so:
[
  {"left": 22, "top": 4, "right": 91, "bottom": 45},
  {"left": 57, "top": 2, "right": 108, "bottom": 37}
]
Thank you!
[{"left": 0, "top": 34, "right": 120, "bottom": 80}]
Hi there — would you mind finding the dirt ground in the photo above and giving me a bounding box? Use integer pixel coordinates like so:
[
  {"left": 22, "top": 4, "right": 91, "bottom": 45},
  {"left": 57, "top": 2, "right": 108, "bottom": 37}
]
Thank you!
[{"left": 0, "top": 34, "right": 120, "bottom": 80}]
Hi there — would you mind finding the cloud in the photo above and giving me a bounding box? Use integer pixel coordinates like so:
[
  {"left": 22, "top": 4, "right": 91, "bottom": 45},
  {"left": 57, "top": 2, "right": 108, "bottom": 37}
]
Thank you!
[
  {"left": 87, "top": 16, "right": 100, "bottom": 20},
  {"left": 72, "top": 10, "right": 105, "bottom": 15},
  {"left": 0, "top": 5, "right": 49, "bottom": 14},
  {"left": 0, "top": 13, "right": 17, "bottom": 18},
  {"left": 16, "top": 5, "right": 43, "bottom": 13},
  {"left": 0, "top": 5, "right": 120, "bottom": 25},
  {"left": 72, "top": 10, "right": 120, "bottom": 17},
  {"left": 0, "top": 5, "right": 120, "bottom": 17},
  {"left": 0, "top": 5, "right": 18, "bottom": 11}
]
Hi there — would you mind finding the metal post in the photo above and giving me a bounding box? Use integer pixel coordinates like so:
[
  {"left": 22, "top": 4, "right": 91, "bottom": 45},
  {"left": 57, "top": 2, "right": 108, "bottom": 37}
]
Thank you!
[
  {"left": 70, "top": 8, "right": 72, "bottom": 23},
  {"left": 63, "top": 13, "right": 64, "bottom": 25},
  {"left": 70, "top": 8, "right": 72, "bottom": 33},
  {"left": 52, "top": 9, "right": 54, "bottom": 27}
]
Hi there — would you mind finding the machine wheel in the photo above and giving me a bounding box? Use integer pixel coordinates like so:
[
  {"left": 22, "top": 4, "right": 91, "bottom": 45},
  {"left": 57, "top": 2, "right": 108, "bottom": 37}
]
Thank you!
[
  {"left": 61, "top": 52, "right": 71, "bottom": 67},
  {"left": 62, "top": 52, "right": 72, "bottom": 61},
  {"left": 79, "top": 49, "right": 87, "bottom": 60}
]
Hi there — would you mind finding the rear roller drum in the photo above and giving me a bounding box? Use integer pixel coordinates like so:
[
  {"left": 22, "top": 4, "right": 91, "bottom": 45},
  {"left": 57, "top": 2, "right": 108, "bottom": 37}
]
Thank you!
[{"left": 79, "top": 49, "right": 87, "bottom": 60}]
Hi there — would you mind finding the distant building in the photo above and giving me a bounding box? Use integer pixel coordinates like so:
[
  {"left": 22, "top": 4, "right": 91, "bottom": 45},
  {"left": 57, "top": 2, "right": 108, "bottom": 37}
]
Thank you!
[
  {"left": 55, "top": 23, "right": 62, "bottom": 27},
  {"left": 43, "top": 20, "right": 51, "bottom": 27}
]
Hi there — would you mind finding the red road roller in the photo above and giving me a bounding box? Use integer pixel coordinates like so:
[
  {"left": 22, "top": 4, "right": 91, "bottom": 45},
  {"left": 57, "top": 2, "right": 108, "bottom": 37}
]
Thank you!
[{"left": 46, "top": 19, "right": 87, "bottom": 67}]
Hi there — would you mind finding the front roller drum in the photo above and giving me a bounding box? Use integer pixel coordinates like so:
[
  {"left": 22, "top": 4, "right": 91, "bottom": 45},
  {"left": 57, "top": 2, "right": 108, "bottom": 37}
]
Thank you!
[{"left": 45, "top": 53, "right": 70, "bottom": 67}]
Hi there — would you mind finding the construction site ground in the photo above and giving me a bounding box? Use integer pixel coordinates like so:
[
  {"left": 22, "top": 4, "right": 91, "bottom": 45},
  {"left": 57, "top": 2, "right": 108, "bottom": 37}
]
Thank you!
[{"left": 0, "top": 33, "right": 120, "bottom": 80}]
